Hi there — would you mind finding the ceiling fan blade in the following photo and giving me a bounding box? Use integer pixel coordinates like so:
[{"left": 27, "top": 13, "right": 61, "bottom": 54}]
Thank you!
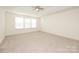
[{"left": 32, "top": 6, "right": 44, "bottom": 12}]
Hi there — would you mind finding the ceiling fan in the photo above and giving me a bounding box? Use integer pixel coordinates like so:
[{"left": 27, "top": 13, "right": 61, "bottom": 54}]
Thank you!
[{"left": 33, "top": 6, "right": 44, "bottom": 12}]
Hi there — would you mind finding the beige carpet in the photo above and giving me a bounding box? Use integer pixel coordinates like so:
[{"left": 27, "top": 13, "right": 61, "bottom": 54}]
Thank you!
[{"left": 0, "top": 31, "right": 79, "bottom": 53}]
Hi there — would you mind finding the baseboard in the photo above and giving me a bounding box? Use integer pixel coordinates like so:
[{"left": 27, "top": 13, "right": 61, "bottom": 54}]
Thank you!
[
  {"left": 5, "top": 30, "right": 79, "bottom": 41},
  {"left": 5, "top": 30, "right": 40, "bottom": 37},
  {"left": 0, "top": 36, "right": 5, "bottom": 44},
  {"left": 41, "top": 30, "right": 79, "bottom": 41}
]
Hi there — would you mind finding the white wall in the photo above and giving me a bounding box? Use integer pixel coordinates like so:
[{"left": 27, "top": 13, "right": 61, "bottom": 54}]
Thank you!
[
  {"left": 0, "top": 8, "right": 5, "bottom": 43},
  {"left": 40, "top": 8, "right": 79, "bottom": 40},
  {"left": 5, "top": 12, "right": 40, "bottom": 36}
]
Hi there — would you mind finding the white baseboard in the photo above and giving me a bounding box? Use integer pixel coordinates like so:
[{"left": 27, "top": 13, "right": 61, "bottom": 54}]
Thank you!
[
  {"left": 41, "top": 30, "right": 79, "bottom": 41},
  {"left": 0, "top": 36, "right": 5, "bottom": 44},
  {"left": 6, "top": 30, "right": 40, "bottom": 37}
]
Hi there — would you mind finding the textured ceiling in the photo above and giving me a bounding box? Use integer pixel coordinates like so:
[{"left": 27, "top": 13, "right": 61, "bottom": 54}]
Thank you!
[{"left": 0, "top": 6, "right": 77, "bottom": 17}]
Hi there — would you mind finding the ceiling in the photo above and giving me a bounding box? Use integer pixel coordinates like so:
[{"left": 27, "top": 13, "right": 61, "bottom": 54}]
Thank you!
[{"left": 0, "top": 6, "right": 77, "bottom": 17}]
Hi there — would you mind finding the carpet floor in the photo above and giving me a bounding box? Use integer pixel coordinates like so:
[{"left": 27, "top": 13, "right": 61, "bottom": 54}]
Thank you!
[{"left": 0, "top": 31, "right": 79, "bottom": 53}]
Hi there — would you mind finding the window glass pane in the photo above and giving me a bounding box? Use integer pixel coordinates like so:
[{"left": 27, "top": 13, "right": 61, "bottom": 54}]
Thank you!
[
  {"left": 32, "top": 19, "right": 37, "bottom": 28},
  {"left": 15, "top": 17, "right": 24, "bottom": 29},
  {"left": 25, "top": 18, "right": 31, "bottom": 28}
]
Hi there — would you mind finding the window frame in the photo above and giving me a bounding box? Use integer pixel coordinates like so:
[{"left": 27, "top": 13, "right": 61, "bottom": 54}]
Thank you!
[{"left": 15, "top": 16, "right": 37, "bottom": 29}]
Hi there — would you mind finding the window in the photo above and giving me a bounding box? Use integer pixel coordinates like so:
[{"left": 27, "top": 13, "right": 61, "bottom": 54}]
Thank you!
[
  {"left": 15, "top": 16, "right": 37, "bottom": 29},
  {"left": 15, "top": 17, "right": 24, "bottom": 29},
  {"left": 25, "top": 18, "right": 31, "bottom": 28},
  {"left": 31, "top": 18, "right": 37, "bottom": 28}
]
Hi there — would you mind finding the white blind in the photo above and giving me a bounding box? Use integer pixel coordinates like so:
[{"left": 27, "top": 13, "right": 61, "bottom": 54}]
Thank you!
[
  {"left": 25, "top": 18, "right": 31, "bottom": 28},
  {"left": 15, "top": 16, "right": 37, "bottom": 29},
  {"left": 32, "top": 18, "right": 37, "bottom": 28},
  {"left": 15, "top": 17, "right": 24, "bottom": 29}
]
